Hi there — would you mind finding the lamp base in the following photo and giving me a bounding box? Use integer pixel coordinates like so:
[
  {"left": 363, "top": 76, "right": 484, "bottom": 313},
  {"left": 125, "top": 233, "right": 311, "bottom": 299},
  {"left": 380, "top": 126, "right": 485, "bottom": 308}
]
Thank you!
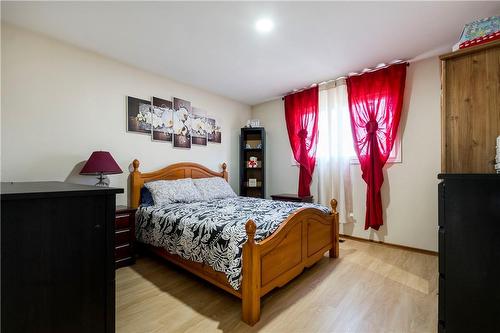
[{"left": 95, "top": 173, "right": 109, "bottom": 187}]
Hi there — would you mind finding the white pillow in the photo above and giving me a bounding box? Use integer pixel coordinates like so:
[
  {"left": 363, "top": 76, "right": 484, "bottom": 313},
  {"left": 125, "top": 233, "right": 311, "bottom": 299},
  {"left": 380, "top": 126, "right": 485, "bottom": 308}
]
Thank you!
[
  {"left": 193, "top": 177, "right": 237, "bottom": 201},
  {"left": 144, "top": 178, "right": 203, "bottom": 206}
]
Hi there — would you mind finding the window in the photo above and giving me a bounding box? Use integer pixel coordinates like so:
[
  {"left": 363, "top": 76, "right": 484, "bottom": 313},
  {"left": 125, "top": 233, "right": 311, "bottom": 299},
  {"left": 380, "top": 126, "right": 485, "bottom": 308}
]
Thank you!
[{"left": 349, "top": 97, "right": 401, "bottom": 164}]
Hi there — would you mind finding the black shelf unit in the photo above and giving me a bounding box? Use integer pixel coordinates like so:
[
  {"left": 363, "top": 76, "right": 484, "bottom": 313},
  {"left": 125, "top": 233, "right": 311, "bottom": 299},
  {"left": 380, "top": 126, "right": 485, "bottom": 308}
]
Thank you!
[{"left": 240, "top": 127, "right": 265, "bottom": 198}]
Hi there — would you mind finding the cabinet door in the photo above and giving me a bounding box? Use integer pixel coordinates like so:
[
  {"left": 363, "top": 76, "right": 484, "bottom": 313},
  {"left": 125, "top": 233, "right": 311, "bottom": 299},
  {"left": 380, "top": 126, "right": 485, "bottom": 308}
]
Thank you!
[
  {"left": 2, "top": 195, "right": 109, "bottom": 333},
  {"left": 443, "top": 45, "right": 500, "bottom": 173},
  {"left": 444, "top": 179, "right": 500, "bottom": 332}
]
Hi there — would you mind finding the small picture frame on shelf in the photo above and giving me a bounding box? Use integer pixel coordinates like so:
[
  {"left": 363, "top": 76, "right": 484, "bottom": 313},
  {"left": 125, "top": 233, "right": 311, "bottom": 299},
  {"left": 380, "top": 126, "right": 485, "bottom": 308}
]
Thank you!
[{"left": 248, "top": 178, "right": 257, "bottom": 187}]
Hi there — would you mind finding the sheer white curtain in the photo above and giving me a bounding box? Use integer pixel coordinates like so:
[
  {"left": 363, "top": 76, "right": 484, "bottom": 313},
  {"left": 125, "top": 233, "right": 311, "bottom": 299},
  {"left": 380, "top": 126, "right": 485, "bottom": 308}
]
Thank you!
[{"left": 317, "top": 80, "right": 354, "bottom": 224}]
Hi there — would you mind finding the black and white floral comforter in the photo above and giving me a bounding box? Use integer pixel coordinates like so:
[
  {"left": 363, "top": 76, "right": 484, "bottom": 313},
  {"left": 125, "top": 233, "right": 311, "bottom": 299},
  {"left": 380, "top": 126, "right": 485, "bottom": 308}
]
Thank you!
[{"left": 136, "top": 196, "right": 330, "bottom": 290}]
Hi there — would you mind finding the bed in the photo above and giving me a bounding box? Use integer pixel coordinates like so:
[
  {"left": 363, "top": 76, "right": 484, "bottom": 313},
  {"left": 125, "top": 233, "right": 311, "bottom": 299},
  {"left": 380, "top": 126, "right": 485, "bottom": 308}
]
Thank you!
[{"left": 130, "top": 159, "right": 339, "bottom": 325}]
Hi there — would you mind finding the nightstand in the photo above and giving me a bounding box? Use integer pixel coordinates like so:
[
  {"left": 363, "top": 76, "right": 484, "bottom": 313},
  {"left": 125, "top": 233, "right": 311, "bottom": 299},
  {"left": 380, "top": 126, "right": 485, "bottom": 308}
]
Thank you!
[
  {"left": 115, "top": 205, "right": 136, "bottom": 268},
  {"left": 270, "top": 193, "right": 314, "bottom": 203}
]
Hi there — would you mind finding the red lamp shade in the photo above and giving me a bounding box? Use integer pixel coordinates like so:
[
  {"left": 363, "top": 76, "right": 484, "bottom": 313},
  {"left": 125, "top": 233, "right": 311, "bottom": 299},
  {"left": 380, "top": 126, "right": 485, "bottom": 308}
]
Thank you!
[{"left": 80, "top": 151, "right": 123, "bottom": 175}]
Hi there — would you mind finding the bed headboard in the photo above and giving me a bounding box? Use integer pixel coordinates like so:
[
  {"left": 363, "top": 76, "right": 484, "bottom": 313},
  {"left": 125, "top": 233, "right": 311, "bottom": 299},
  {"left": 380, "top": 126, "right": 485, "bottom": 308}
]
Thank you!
[{"left": 129, "top": 159, "right": 228, "bottom": 208}]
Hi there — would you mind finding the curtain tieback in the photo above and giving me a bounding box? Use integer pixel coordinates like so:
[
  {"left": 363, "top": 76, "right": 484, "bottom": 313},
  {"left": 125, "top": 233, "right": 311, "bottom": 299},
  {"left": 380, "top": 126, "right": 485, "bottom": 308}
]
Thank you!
[{"left": 365, "top": 120, "right": 378, "bottom": 134}]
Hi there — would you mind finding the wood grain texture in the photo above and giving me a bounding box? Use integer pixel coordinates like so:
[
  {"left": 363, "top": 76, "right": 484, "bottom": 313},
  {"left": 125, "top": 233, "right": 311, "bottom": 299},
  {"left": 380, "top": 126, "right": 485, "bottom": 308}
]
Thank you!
[
  {"left": 441, "top": 41, "right": 500, "bottom": 173},
  {"left": 129, "top": 160, "right": 339, "bottom": 325},
  {"left": 116, "top": 239, "right": 438, "bottom": 333}
]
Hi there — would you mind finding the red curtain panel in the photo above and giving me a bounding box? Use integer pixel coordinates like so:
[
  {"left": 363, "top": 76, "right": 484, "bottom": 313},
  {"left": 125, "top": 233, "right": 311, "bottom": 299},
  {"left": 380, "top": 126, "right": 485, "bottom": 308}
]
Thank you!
[
  {"left": 284, "top": 86, "right": 319, "bottom": 197},
  {"left": 346, "top": 63, "right": 407, "bottom": 230}
]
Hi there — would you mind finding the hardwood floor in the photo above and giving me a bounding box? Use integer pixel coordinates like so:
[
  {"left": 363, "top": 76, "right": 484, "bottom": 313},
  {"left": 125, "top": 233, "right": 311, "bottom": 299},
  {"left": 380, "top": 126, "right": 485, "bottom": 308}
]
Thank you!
[{"left": 116, "top": 239, "right": 437, "bottom": 333}]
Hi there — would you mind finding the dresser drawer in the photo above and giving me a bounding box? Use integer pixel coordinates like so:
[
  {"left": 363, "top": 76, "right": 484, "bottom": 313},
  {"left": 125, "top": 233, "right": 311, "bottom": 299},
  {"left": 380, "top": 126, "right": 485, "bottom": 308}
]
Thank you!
[
  {"left": 115, "top": 229, "right": 131, "bottom": 245},
  {"left": 115, "top": 243, "right": 132, "bottom": 260},
  {"left": 115, "top": 214, "right": 131, "bottom": 229}
]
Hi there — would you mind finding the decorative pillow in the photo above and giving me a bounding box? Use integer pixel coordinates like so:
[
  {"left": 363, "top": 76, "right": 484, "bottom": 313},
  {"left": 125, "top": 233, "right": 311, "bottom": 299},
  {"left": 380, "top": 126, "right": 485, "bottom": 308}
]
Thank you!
[
  {"left": 144, "top": 178, "right": 203, "bottom": 206},
  {"left": 193, "top": 177, "right": 237, "bottom": 201},
  {"left": 140, "top": 187, "right": 154, "bottom": 206}
]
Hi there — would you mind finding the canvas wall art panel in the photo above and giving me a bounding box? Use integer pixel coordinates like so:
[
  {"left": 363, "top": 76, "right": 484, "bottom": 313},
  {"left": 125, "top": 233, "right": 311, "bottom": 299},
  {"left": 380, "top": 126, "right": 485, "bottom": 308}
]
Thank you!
[
  {"left": 151, "top": 97, "right": 173, "bottom": 142},
  {"left": 173, "top": 97, "right": 192, "bottom": 148},
  {"left": 207, "top": 117, "right": 222, "bottom": 143},
  {"left": 191, "top": 107, "right": 208, "bottom": 146},
  {"left": 127, "top": 96, "right": 152, "bottom": 134}
]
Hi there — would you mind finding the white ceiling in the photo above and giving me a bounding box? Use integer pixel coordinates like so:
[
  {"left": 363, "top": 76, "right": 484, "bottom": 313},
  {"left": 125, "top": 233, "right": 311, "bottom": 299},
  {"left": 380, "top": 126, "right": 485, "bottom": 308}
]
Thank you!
[{"left": 2, "top": 2, "right": 499, "bottom": 105}]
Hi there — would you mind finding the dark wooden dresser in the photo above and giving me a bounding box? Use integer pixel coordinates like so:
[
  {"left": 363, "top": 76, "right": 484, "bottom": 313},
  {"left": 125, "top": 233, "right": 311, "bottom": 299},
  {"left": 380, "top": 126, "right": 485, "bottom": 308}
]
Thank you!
[
  {"left": 1, "top": 181, "right": 123, "bottom": 333},
  {"left": 438, "top": 174, "right": 500, "bottom": 333}
]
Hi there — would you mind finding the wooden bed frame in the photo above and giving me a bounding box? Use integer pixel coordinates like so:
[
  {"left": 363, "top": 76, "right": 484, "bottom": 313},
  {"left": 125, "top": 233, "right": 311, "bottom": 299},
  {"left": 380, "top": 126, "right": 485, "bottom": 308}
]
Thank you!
[{"left": 130, "top": 159, "right": 339, "bottom": 325}]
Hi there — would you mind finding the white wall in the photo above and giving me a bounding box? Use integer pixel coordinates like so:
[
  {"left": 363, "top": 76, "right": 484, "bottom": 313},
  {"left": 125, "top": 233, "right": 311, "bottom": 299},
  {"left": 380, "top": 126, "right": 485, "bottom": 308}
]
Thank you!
[
  {"left": 252, "top": 57, "right": 441, "bottom": 251},
  {"left": 1, "top": 24, "right": 251, "bottom": 205}
]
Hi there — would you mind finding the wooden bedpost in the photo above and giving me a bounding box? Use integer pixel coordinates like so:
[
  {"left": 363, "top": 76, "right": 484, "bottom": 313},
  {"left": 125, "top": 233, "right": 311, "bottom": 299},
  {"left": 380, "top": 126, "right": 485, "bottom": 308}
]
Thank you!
[
  {"left": 222, "top": 162, "right": 228, "bottom": 181},
  {"left": 130, "top": 159, "right": 142, "bottom": 209},
  {"left": 329, "top": 199, "right": 340, "bottom": 258},
  {"left": 242, "top": 219, "right": 261, "bottom": 326}
]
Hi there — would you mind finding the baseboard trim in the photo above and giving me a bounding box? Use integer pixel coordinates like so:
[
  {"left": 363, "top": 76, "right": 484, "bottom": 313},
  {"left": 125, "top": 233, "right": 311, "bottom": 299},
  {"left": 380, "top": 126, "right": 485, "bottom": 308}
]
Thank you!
[{"left": 339, "top": 234, "right": 438, "bottom": 256}]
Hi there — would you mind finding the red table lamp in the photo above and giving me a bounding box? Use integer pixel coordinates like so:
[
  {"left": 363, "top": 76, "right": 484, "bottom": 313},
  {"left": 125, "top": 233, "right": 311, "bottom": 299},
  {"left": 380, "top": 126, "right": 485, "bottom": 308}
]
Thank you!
[{"left": 80, "top": 151, "right": 122, "bottom": 187}]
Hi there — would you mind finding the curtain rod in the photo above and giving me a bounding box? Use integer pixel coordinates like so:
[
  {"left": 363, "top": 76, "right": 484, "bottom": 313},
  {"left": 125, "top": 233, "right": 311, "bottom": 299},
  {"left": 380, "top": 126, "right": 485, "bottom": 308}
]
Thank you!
[{"left": 281, "top": 60, "right": 410, "bottom": 100}]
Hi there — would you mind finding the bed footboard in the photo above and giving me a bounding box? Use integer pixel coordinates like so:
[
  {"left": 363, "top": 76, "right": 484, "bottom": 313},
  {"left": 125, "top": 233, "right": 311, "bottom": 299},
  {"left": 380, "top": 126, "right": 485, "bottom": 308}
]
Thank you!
[{"left": 241, "top": 199, "right": 339, "bottom": 325}]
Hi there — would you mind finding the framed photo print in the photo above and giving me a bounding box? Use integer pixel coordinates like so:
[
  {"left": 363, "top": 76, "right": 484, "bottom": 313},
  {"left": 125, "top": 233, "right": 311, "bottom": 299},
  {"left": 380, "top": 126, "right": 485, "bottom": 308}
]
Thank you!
[{"left": 151, "top": 97, "right": 173, "bottom": 142}]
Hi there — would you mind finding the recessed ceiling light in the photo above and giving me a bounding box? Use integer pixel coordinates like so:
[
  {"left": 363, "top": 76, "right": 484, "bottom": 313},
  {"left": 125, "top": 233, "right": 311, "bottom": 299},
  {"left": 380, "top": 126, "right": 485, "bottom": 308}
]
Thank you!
[{"left": 255, "top": 18, "right": 274, "bottom": 33}]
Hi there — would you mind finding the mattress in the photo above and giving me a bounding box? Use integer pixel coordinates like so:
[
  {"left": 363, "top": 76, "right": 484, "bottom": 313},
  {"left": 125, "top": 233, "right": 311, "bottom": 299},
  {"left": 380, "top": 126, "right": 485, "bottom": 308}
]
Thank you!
[{"left": 136, "top": 196, "right": 329, "bottom": 290}]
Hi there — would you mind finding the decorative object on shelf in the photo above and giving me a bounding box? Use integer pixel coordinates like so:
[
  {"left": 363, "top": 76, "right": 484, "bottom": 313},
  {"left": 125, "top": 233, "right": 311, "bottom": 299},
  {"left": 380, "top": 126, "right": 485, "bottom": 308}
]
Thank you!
[
  {"left": 240, "top": 127, "right": 265, "bottom": 198},
  {"left": 245, "top": 140, "right": 262, "bottom": 149},
  {"left": 127, "top": 96, "right": 152, "bottom": 134},
  {"left": 191, "top": 107, "right": 209, "bottom": 146},
  {"left": 249, "top": 119, "right": 260, "bottom": 127},
  {"left": 80, "top": 151, "right": 123, "bottom": 187},
  {"left": 458, "top": 16, "right": 500, "bottom": 50},
  {"left": 247, "top": 157, "right": 258, "bottom": 168},
  {"left": 151, "top": 97, "right": 174, "bottom": 142}
]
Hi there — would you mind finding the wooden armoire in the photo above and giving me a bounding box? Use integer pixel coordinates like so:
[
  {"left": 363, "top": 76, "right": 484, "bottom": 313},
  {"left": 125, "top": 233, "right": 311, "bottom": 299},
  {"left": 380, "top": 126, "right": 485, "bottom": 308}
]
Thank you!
[
  {"left": 440, "top": 40, "right": 500, "bottom": 173},
  {"left": 438, "top": 40, "right": 500, "bottom": 333}
]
